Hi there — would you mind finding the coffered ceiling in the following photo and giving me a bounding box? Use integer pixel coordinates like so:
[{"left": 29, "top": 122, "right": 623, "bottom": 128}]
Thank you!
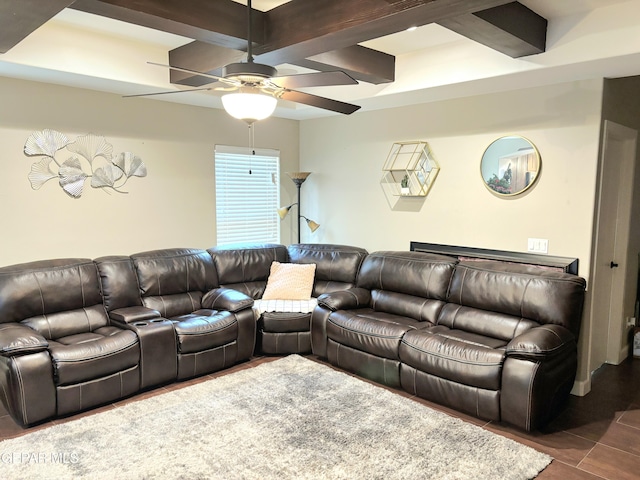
[{"left": 1, "top": 0, "right": 639, "bottom": 119}]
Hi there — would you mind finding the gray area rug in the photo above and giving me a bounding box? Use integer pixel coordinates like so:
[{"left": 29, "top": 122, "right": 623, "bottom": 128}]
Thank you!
[{"left": 0, "top": 355, "right": 551, "bottom": 479}]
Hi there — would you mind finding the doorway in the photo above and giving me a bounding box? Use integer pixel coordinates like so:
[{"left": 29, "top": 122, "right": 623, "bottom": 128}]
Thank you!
[{"left": 589, "top": 120, "right": 637, "bottom": 375}]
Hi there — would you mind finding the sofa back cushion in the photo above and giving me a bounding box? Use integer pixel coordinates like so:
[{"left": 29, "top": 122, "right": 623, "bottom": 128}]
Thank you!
[
  {"left": 94, "top": 256, "right": 143, "bottom": 312},
  {"left": 0, "top": 258, "right": 108, "bottom": 338},
  {"left": 131, "top": 248, "right": 218, "bottom": 318},
  {"left": 208, "top": 243, "right": 289, "bottom": 299},
  {"left": 357, "top": 251, "right": 457, "bottom": 323},
  {"left": 444, "top": 261, "right": 587, "bottom": 338},
  {"left": 287, "top": 243, "right": 368, "bottom": 296}
]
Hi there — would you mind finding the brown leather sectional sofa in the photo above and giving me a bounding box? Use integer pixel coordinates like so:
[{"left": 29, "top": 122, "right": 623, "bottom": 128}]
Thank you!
[
  {"left": 0, "top": 244, "right": 585, "bottom": 432},
  {"left": 312, "top": 251, "right": 587, "bottom": 431}
]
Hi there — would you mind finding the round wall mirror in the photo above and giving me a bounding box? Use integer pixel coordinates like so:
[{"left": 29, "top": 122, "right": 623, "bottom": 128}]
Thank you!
[{"left": 480, "top": 135, "right": 541, "bottom": 197}]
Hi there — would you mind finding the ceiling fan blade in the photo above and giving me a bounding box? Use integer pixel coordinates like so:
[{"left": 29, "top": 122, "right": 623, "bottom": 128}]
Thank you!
[
  {"left": 147, "top": 62, "right": 239, "bottom": 87},
  {"left": 271, "top": 71, "right": 358, "bottom": 89},
  {"left": 123, "top": 87, "right": 215, "bottom": 98},
  {"left": 279, "top": 90, "right": 360, "bottom": 115}
]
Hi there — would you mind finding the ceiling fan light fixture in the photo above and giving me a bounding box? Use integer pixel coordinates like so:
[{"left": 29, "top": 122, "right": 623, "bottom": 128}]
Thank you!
[{"left": 221, "top": 91, "right": 277, "bottom": 123}]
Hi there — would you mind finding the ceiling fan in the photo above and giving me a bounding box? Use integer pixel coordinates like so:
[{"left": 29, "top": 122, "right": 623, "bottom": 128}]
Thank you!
[{"left": 126, "top": 0, "right": 361, "bottom": 122}]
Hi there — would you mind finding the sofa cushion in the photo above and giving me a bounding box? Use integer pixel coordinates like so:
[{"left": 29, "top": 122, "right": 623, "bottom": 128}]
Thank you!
[
  {"left": 0, "top": 258, "right": 103, "bottom": 325},
  {"left": 447, "top": 261, "right": 586, "bottom": 336},
  {"left": 400, "top": 326, "right": 507, "bottom": 390},
  {"left": 170, "top": 310, "right": 238, "bottom": 354},
  {"left": 143, "top": 292, "right": 204, "bottom": 319},
  {"left": 132, "top": 248, "right": 218, "bottom": 297},
  {"left": 260, "top": 311, "right": 311, "bottom": 333},
  {"left": 49, "top": 326, "right": 139, "bottom": 386},
  {"left": 327, "top": 309, "right": 422, "bottom": 360},
  {"left": 287, "top": 243, "right": 368, "bottom": 296},
  {"left": 21, "top": 305, "right": 110, "bottom": 340},
  {"left": 355, "top": 251, "right": 456, "bottom": 324},
  {"left": 262, "top": 262, "right": 316, "bottom": 300},
  {"left": 94, "top": 256, "right": 143, "bottom": 312},
  {"left": 436, "top": 303, "right": 539, "bottom": 343},
  {"left": 371, "top": 290, "right": 447, "bottom": 324},
  {"left": 208, "top": 243, "right": 289, "bottom": 299},
  {"left": 357, "top": 251, "right": 456, "bottom": 299}
]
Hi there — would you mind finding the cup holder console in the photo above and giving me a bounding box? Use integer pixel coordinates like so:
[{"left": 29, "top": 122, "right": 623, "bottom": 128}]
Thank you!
[
  {"left": 133, "top": 319, "right": 166, "bottom": 327},
  {"left": 130, "top": 317, "right": 177, "bottom": 388}
]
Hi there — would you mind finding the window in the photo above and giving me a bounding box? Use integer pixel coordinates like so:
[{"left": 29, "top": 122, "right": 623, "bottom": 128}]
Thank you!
[{"left": 215, "top": 145, "right": 280, "bottom": 245}]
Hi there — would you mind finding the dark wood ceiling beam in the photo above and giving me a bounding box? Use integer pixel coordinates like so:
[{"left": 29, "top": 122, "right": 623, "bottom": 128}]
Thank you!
[
  {"left": 255, "top": 0, "right": 514, "bottom": 65},
  {"left": 69, "top": 0, "right": 265, "bottom": 50},
  {"left": 437, "top": 2, "right": 547, "bottom": 57},
  {"left": 69, "top": 0, "right": 545, "bottom": 88},
  {"left": 293, "top": 45, "right": 395, "bottom": 85},
  {"left": 0, "top": 0, "right": 75, "bottom": 54}
]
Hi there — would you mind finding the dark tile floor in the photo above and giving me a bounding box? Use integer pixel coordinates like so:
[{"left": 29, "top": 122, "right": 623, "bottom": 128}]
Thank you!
[{"left": 1, "top": 355, "right": 639, "bottom": 479}]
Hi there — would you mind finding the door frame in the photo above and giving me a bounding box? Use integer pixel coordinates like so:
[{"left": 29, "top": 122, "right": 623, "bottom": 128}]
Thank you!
[{"left": 588, "top": 120, "right": 638, "bottom": 376}]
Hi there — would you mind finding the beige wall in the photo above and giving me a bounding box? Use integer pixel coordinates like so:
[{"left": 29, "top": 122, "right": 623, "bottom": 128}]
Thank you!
[
  {"left": 0, "top": 76, "right": 299, "bottom": 265},
  {"left": 300, "top": 79, "right": 605, "bottom": 391},
  {"left": 2, "top": 74, "right": 626, "bottom": 394},
  {"left": 300, "top": 80, "right": 602, "bottom": 262}
]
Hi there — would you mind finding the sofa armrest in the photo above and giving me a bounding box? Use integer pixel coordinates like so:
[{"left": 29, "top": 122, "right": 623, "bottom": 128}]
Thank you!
[
  {"left": 0, "top": 323, "right": 49, "bottom": 357},
  {"left": 317, "top": 288, "right": 371, "bottom": 311},
  {"left": 506, "top": 324, "right": 576, "bottom": 360},
  {"left": 110, "top": 306, "right": 162, "bottom": 324},
  {"left": 202, "top": 287, "right": 254, "bottom": 313}
]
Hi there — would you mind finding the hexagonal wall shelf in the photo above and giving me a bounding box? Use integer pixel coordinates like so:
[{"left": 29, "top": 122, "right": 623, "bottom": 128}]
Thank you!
[{"left": 381, "top": 141, "right": 440, "bottom": 197}]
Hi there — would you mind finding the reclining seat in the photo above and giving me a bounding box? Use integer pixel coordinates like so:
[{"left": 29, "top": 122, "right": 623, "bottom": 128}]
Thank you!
[
  {"left": 277, "top": 243, "right": 368, "bottom": 354},
  {"left": 209, "top": 243, "right": 368, "bottom": 355},
  {"left": 312, "top": 251, "right": 457, "bottom": 387},
  {"left": 130, "top": 248, "right": 255, "bottom": 380},
  {"left": 0, "top": 258, "right": 140, "bottom": 426},
  {"left": 207, "top": 243, "right": 290, "bottom": 354},
  {"left": 399, "top": 260, "right": 586, "bottom": 431}
]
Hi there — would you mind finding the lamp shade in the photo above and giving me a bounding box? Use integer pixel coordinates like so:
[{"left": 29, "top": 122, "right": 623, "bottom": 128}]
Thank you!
[
  {"left": 305, "top": 218, "right": 320, "bottom": 233},
  {"left": 277, "top": 205, "right": 293, "bottom": 220},
  {"left": 221, "top": 91, "right": 277, "bottom": 123}
]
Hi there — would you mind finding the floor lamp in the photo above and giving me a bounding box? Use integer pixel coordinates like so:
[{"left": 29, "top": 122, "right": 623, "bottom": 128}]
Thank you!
[{"left": 277, "top": 172, "right": 320, "bottom": 243}]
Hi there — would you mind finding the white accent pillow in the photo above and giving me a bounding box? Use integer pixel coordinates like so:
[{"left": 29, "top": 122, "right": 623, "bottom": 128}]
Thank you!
[{"left": 262, "top": 261, "right": 316, "bottom": 300}]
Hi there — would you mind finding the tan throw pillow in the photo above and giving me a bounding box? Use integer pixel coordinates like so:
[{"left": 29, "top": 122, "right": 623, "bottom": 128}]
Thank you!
[{"left": 262, "top": 262, "right": 316, "bottom": 300}]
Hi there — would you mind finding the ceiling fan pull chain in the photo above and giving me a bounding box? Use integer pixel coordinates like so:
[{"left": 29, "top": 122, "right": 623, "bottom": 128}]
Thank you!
[{"left": 248, "top": 123, "right": 255, "bottom": 174}]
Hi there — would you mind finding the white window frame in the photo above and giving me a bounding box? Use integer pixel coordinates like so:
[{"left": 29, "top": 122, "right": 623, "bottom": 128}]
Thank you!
[{"left": 214, "top": 145, "right": 280, "bottom": 246}]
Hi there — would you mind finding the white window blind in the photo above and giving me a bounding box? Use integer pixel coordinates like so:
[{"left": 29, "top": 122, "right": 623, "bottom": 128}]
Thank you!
[{"left": 215, "top": 145, "right": 280, "bottom": 246}]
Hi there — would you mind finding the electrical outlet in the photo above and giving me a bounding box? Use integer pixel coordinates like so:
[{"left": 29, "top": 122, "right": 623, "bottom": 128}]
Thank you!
[
  {"left": 627, "top": 317, "right": 637, "bottom": 328},
  {"left": 527, "top": 238, "right": 548, "bottom": 254}
]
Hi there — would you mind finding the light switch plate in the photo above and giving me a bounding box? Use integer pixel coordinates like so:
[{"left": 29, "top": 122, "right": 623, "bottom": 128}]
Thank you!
[{"left": 527, "top": 238, "right": 549, "bottom": 254}]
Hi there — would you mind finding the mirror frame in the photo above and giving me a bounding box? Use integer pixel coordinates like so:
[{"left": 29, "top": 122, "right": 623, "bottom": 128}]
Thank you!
[{"left": 480, "top": 135, "right": 541, "bottom": 197}]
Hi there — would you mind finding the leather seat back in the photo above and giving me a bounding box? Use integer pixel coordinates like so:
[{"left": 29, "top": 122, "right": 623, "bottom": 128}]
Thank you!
[
  {"left": 287, "top": 243, "right": 368, "bottom": 296},
  {"left": 94, "top": 255, "right": 143, "bottom": 312},
  {"left": 131, "top": 248, "right": 218, "bottom": 318},
  {"left": 208, "top": 243, "right": 288, "bottom": 299},
  {"left": 357, "top": 251, "right": 457, "bottom": 323},
  {"left": 443, "top": 261, "right": 587, "bottom": 338},
  {"left": 0, "top": 258, "right": 108, "bottom": 339}
]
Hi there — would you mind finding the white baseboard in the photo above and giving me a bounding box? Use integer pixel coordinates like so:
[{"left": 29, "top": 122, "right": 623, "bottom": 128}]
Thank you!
[
  {"left": 570, "top": 378, "right": 592, "bottom": 396},
  {"left": 614, "top": 344, "right": 630, "bottom": 365}
]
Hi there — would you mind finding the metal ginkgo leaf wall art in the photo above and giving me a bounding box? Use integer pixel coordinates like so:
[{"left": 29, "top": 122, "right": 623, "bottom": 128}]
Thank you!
[{"left": 24, "top": 129, "right": 147, "bottom": 198}]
